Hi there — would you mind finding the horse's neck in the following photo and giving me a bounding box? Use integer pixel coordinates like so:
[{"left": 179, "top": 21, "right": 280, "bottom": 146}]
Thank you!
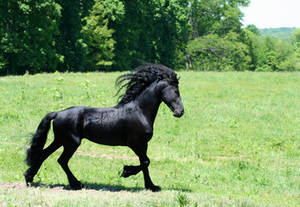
[{"left": 135, "top": 83, "right": 161, "bottom": 125}]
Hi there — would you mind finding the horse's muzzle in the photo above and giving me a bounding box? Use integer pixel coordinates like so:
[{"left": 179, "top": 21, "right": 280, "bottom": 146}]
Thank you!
[{"left": 173, "top": 109, "right": 184, "bottom": 118}]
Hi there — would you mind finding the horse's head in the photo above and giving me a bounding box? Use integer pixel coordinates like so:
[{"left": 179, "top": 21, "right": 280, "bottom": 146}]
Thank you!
[
  {"left": 158, "top": 79, "right": 184, "bottom": 118},
  {"left": 116, "top": 63, "right": 184, "bottom": 118}
]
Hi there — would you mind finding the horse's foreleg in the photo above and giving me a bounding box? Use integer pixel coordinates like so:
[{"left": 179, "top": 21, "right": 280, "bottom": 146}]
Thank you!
[
  {"left": 57, "top": 142, "right": 82, "bottom": 190},
  {"left": 139, "top": 156, "right": 161, "bottom": 192},
  {"left": 128, "top": 143, "right": 161, "bottom": 192}
]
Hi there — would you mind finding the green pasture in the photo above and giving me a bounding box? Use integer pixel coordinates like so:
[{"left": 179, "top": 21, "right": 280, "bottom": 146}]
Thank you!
[{"left": 0, "top": 71, "right": 299, "bottom": 206}]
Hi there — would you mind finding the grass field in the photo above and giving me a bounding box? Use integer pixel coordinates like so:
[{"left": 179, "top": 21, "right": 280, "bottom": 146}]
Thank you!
[{"left": 0, "top": 71, "right": 300, "bottom": 207}]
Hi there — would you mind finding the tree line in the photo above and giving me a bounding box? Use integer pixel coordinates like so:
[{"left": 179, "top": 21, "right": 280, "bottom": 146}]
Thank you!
[
  {"left": 260, "top": 27, "right": 296, "bottom": 40},
  {"left": 1, "top": 0, "right": 300, "bottom": 75}
]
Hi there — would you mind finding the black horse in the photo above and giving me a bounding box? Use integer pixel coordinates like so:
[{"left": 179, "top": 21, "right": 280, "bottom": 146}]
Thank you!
[{"left": 24, "top": 64, "right": 184, "bottom": 192}]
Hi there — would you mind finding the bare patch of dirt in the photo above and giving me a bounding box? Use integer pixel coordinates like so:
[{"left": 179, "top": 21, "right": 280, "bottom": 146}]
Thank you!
[
  {"left": 0, "top": 181, "right": 142, "bottom": 196},
  {"left": 0, "top": 182, "right": 26, "bottom": 191},
  {"left": 0, "top": 182, "right": 67, "bottom": 192}
]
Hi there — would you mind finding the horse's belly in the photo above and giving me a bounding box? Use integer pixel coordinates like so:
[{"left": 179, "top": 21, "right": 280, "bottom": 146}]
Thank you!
[
  {"left": 83, "top": 124, "right": 127, "bottom": 146},
  {"left": 85, "top": 135, "right": 127, "bottom": 146}
]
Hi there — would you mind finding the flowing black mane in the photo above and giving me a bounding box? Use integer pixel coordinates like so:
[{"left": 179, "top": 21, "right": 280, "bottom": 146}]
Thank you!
[{"left": 116, "top": 64, "right": 178, "bottom": 106}]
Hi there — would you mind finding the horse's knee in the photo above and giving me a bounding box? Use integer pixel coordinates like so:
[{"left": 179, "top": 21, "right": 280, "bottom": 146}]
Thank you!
[{"left": 141, "top": 159, "right": 150, "bottom": 168}]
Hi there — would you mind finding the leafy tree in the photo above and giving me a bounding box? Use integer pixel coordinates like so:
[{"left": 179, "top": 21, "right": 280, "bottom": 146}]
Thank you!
[
  {"left": 253, "top": 35, "right": 298, "bottom": 71},
  {"left": 186, "top": 0, "right": 251, "bottom": 71},
  {"left": 186, "top": 32, "right": 250, "bottom": 71},
  {"left": 152, "top": 0, "right": 190, "bottom": 68},
  {"left": 55, "top": 0, "right": 86, "bottom": 72},
  {"left": 0, "top": 0, "right": 61, "bottom": 75},
  {"left": 189, "top": 0, "right": 249, "bottom": 38},
  {"left": 277, "top": 28, "right": 300, "bottom": 71},
  {"left": 245, "top": 24, "right": 260, "bottom": 36},
  {"left": 241, "top": 26, "right": 265, "bottom": 70},
  {"left": 293, "top": 28, "right": 300, "bottom": 54},
  {"left": 241, "top": 30, "right": 256, "bottom": 70},
  {"left": 278, "top": 54, "right": 300, "bottom": 71},
  {"left": 108, "top": 0, "right": 151, "bottom": 69},
  {"left": 100, "top": 0, "right": 124, "bottom": 21},
  {"left": 293, "top": 28, "right": 300, "bottom": 43},
  {"left": 81, "top": 1, "right": 116, "bottom": 70},
  {"left": 242, "top": 25, "right": 299, "bottom": 72},
  {"left": 110, "top": 0, "right": 190, "bottom": 70},
  {"left": 2, "top": 0, "right": 299, "bottom": 74}
]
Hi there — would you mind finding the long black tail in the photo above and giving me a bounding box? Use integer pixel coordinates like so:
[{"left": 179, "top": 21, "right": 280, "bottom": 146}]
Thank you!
[{"left": 25, "top": 112, "right": 57, "bottom": 167}]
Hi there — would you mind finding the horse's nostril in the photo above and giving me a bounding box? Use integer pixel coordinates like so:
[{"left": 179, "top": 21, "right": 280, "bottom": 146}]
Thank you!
[{"left": 173, "top": 109, "right": 184, "bottom": 117}]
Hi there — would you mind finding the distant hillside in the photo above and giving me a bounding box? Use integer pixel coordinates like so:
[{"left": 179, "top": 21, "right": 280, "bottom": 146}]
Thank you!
[{"left": 259, "top": 27, "right": 296, "bottom": 40}]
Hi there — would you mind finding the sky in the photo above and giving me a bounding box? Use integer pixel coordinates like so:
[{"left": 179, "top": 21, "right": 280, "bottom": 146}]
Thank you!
[{"left": 241, "top": 0, "right": 300, "bottom": 28}]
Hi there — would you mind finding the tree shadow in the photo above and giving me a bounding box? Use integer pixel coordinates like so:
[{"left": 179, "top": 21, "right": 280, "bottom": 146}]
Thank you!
[{"left": 29, "top": 181, "right": 191, "bottom": 192}]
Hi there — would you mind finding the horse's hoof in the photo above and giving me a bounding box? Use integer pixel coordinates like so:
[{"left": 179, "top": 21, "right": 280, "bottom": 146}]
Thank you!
[
  {"left": 24, "top": 172, "right": 33, "bottom": 186},
  {"left": 121, "top": 165, "right": 135, "bottom": 178},
  {"left": 121, "top": 171, "right": 130, "bottom": 178},
  {"left": 24, "top": 178, "right": 32, "bottom": 186},
  {"left": 121, "top": 166, "right": 130, "bottom": 178},
  {"left": 70, "top": 181, "right": 83, "bottom": 190},
  {"left": 146, "top": 185, "right": 161, "bottom": 192},
  {"left": 24, "top": 177, "right": 33, "bottom": 186}
]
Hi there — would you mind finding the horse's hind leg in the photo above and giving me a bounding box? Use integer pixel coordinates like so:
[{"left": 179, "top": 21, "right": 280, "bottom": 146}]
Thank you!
[
  {"left": 24, "top": 140, "right": 61, "bottom": 185},
  {"left": 57, "top": 141, "right": 82, "bottom": 190}
]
